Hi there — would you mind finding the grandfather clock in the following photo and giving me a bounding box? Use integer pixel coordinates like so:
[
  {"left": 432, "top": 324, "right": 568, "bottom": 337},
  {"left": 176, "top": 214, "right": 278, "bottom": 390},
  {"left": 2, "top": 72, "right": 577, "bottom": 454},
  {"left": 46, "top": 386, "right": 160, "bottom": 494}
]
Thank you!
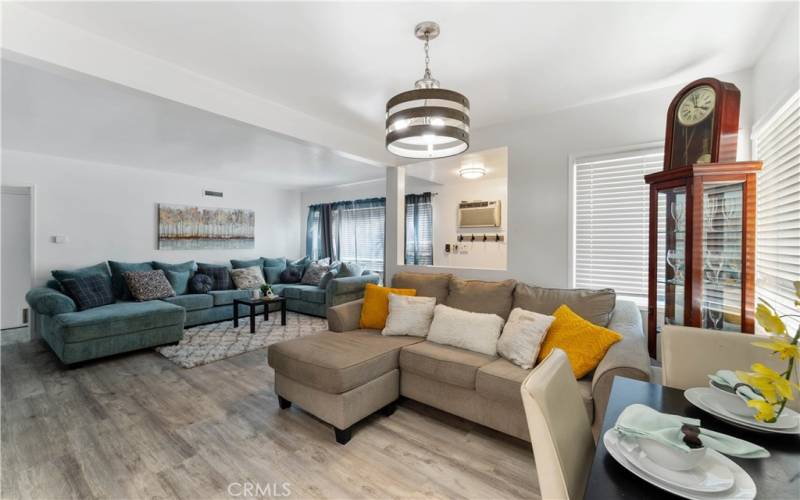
[{"left": 645, "top": 78, "right": 762, "bottom": 358}]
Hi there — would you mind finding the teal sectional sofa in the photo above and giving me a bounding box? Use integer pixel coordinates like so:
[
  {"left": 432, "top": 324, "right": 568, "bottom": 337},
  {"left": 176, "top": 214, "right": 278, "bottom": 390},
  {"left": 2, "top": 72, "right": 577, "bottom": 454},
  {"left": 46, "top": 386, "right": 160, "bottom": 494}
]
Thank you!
[{"left": 26, "top": 258, "right": 378, "bottom": 365}]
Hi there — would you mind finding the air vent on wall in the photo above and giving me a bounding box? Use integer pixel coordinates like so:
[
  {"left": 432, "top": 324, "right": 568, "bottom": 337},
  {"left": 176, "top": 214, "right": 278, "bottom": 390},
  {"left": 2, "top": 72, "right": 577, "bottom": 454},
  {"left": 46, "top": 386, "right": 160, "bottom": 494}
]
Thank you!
[{"left": 203, "top": 189, "right": 224, "bottom": 198}]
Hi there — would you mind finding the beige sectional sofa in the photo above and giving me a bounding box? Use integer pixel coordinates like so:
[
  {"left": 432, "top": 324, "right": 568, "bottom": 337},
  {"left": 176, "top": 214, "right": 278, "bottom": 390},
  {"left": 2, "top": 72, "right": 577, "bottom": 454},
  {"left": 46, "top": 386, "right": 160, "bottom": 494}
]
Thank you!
[{"left": 267, "top": 272, "right": 650, "bottom": 444}]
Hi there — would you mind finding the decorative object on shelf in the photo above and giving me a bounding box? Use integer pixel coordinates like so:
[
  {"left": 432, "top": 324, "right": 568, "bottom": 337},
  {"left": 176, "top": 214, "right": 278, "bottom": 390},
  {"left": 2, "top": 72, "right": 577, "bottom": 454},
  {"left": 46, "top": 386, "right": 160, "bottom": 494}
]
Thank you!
[
  {"left": 664, "top": 78, "right": 741, "bottom": 170},
  {"left": 457, "top": 164, "right": 486, "bottom": 179},
  {"left": 158, "top": 203, "right": 254, "bottom": 250},
  {"left": 736, "top": 285, "right": 800, "bottom": 423},
  {"left": 645, "top": 78, "right": 761, "bottom": 357},
  {"left": 385, "top": 21, "right": 470, "bottom": 159}
]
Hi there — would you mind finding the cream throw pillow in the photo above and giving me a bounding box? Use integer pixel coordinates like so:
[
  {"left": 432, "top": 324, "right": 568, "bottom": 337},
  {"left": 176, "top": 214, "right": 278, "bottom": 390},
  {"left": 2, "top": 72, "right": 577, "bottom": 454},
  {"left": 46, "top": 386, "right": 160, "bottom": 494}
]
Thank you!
[
  {"left": 497, "top": 307, "right": 555, "bottom": 369},
  {"left": 382, "top": 294, "right": 436, "bottom": 337},
  {"left": 427, "top": 304, "right": 505, "bottom": 356},
  {"left": 230, "top": 266, "right": 266, "bottom": 290}
]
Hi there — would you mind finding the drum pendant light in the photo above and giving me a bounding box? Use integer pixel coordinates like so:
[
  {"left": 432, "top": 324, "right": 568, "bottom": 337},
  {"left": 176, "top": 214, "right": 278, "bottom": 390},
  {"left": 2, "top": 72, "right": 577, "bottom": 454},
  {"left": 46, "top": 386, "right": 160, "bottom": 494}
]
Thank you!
[{"left": 385, "top": 21, "right": 470, "bottom": 159}]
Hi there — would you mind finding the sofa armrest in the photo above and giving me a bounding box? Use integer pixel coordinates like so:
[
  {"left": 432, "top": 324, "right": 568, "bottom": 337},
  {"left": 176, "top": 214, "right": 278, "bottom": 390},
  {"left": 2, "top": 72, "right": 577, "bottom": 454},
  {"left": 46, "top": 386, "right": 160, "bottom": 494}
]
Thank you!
[
  {"left": 26, "top": 287, "right": 77, "bottom": 316},
  {"left": 327, "top": 299, "right": 364, "bottom": 332},
  {"left": 591, "top": 300, "right": 651, "bottom": 425},
  {"left": 325, "top": 273, "right": 380, "bottom": 306}
]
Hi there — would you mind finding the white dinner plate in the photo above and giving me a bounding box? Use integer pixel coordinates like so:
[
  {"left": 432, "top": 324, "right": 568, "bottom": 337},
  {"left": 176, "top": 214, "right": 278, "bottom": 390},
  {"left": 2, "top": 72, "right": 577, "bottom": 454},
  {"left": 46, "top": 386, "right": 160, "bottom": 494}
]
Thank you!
[
  {"left": 617, "top": 435, "right": 734, "bottom": 493},
  {"left": 685, "top": 388, "right": 800, "bottom": 435},
  {"left": 604, "top": 429, "right": 756, "bottom": 500}
]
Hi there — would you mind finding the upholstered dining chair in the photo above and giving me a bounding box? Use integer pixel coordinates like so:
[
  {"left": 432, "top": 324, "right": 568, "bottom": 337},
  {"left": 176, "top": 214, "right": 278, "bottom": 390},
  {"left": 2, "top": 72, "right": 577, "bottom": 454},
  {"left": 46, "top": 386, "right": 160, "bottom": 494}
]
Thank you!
[
  {"left": 661, "top": 325, "right": 800, "bottom": 411},
  {"left": 521, "top": 349, "right": 595, "bottom": 500}
]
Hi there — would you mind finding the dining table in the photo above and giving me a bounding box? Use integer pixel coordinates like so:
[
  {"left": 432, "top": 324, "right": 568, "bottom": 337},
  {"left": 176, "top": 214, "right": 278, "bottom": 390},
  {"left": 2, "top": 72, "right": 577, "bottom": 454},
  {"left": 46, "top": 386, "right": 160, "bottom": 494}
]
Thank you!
[{"left": 584, "top": 377, "right": 800, "bottom": 500}]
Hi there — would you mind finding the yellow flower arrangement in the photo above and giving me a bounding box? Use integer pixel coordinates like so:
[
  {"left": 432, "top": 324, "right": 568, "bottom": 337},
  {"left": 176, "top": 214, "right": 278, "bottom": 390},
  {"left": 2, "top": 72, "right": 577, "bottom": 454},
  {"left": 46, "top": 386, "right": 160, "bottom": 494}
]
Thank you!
[{"left": 739, "top": 281, "right": 800, "bottom": 422}]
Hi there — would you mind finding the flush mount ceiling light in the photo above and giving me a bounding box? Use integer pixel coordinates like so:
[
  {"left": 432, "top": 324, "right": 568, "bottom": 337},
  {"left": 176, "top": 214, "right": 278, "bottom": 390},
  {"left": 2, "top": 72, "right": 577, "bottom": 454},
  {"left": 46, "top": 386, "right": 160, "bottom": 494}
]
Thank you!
[
  {"left": 385, "top": 21, "right": 470, "bottom": 159},
  {"left": 458, "top": 164, "right": 486, "bottom": 179}
]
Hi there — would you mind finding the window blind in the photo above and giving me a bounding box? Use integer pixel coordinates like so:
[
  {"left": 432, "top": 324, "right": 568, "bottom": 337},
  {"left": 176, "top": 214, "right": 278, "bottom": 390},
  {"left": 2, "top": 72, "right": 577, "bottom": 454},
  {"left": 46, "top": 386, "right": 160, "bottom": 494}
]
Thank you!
[
  {"left": 335, "top": 199, "right": 386, "bottom": 277},
  {"left": 753, "top": 90, "right": 800, "bottom": 333},
  {"left": 573, "top": 146, "right": 664, "bottom": 299},
  {"left": 405, "top": 193, "right": 434, "bottom": 265}
]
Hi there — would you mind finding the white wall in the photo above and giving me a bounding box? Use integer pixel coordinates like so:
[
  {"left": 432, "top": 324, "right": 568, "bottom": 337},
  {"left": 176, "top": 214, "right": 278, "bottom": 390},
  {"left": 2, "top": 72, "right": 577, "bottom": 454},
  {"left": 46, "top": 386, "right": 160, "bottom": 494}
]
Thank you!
[
  {"left": 751, "top": 5, "right": 800, "bottom": 125},
  {"left": 1, "top": 150, "right": 302, "bottom": 286},
  {"left": 387, "top": 69, "right": 756, "bottom": 286},
  {"left": 432, "top": 177, "right": 507, "bottom": 270}
]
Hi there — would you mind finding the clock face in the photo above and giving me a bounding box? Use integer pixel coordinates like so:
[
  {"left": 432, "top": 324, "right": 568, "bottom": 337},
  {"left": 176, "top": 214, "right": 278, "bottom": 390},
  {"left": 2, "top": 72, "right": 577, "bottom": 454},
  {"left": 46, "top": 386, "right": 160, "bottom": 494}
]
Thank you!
[{"left": 677, "top": 86, "right": 716, "bottom": 126}]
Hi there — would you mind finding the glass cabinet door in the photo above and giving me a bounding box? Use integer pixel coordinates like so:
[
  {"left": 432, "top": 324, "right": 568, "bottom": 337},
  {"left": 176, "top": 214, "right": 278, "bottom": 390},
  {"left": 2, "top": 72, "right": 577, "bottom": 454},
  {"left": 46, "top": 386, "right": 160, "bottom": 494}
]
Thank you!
[
  {"left": 702, "top": 181, "right": 743, "bottom": 331},
  {"left": 657, "top": 186, "right": 687, "bottom": 328}
]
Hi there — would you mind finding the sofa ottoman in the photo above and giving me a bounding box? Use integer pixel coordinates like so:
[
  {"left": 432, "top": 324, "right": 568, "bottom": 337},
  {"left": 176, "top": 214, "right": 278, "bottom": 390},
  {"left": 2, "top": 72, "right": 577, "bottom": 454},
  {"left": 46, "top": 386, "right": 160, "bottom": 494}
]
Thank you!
[{"left": 267, "top": 329, "right": 423, "bottom": 443}]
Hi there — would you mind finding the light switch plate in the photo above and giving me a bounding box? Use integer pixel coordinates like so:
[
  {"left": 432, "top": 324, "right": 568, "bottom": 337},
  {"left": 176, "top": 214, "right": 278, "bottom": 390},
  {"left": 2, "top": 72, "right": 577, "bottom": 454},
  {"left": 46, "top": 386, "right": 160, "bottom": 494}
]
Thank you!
[{"left": 53, "top": 235, "right": 68, "bottom": 244}]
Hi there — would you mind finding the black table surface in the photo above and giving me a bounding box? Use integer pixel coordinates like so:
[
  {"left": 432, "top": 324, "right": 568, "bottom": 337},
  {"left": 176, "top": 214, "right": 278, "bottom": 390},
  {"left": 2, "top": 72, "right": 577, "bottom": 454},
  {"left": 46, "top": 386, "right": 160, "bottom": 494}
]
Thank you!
[
  {"left": 584, "top": 377, "right": 800, "bottom": 500},
  {"left": 233, "top": 296, "right": 286, "bottom": 305}
]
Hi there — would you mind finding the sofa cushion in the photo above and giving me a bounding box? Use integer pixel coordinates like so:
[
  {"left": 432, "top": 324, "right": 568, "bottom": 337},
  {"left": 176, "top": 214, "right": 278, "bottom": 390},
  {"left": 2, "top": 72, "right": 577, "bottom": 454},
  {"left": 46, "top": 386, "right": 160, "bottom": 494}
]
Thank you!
[
  {"left": 52, "top": 301, "right": 185, "bottom": 344},
  {"left": 399, "top": 341, "right": 497, "bottom": 389},
  {"left": 497, "top": 307, "right": 555, "bottom": 369},
  {"left": 208, "top": 289, "right": 252, "bottom": 306},
  {"left": 513, "top": 282, "right": 616, "bottom": 327},
  {"left": 60, "top": 275, "right": 115, "bottom": 311},
  {"left": 52, "top": 263, "right": 112, "bottom": 296},
  {"left": 301, "top": 261, "right": 330, "bottom": 286},
  {"left": 391, "top": 272, "right": 452, "bottom": 304},
  {"left": 162, "top": 294, "right": 213, "bottom": 312},
  {"left": 152, "top": 260, "right": 196, "bottom": 275},
  {"left": 267, "top": 329, "right": 423, "bottom": 394},
  {"left": 231, "top": 257, "right": 264, "bottom": 269},
  {"left": 300, "top": 287, "right": 326, "bottom": 304},
  {"left": 475, "top": 358, "right": 594, "bottom": 420},
  {"left": 279, "top": 284, "right": 317, "bottom": 300},
  {"left": 445, "top": 277, "right": 517, "bottom": 320},
  {"left": 338, "top": 261, "right": 363, "bottom": 278},
  {"left": 475, "top": 358, "right": 529, "bottom": 405},
  {"left": 360, "top": 284, "right": 416, "bottom": 330}
]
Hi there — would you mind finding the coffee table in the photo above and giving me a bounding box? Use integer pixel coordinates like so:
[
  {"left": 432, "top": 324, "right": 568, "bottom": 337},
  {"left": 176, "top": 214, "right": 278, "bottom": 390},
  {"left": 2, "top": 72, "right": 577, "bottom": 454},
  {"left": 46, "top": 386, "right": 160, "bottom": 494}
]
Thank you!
[{"left": 233, "top": 296, "right": 287, "bottom": 334}]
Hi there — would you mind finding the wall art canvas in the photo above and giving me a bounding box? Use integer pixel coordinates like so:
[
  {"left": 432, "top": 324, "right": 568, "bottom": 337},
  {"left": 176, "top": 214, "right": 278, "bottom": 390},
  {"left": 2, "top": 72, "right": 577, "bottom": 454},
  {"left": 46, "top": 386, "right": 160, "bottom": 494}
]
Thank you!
[{"left": 158, "top": 204, "right": 255, "bottom": 250}]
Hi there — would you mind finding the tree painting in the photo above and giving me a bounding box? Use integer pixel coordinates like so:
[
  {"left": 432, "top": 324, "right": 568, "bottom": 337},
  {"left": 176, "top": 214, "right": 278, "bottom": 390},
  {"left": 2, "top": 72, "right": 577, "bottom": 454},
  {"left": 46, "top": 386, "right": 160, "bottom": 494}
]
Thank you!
[{"left": 158, "top": 204, "right": 255, "bottom": 250}]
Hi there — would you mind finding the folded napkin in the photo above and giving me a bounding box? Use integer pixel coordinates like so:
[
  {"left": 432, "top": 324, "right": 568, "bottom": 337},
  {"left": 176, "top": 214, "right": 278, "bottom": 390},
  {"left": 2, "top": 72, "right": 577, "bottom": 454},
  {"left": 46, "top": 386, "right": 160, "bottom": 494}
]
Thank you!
[
  {"left": 708, "top": 369, "right": 764, "bottom": 403},
  {"left": 615, "top": 404, "right": 770, "bottom": 459}
]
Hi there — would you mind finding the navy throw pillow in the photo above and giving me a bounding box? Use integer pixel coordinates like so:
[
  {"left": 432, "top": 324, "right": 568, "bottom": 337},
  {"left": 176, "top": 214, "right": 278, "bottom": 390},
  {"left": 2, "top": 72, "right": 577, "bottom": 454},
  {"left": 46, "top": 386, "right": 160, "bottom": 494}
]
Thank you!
[
  {"left": 190, "top": 273, "right": 213, "bottom": 294},
  {"left": 197, "top": 264, "right": 231, "bottom": 290},
  {"left": 279, "top": 268, "right": 302, "bottom": 284},
  {"left": 60, "top": 275, "right": 115, "bottom": 311}
]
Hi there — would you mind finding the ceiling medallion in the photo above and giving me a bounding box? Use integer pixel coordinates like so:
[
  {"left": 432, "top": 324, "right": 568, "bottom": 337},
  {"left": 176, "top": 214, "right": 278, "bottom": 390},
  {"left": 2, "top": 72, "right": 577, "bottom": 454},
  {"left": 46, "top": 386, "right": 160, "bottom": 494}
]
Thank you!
[{"left": 385, "top": 21, "right": 470, "bottom": 159}]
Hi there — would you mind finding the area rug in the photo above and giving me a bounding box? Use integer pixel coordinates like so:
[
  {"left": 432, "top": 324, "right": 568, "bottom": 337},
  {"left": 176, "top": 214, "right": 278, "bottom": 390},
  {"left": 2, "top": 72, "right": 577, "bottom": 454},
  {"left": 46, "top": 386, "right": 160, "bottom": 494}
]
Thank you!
[{"left": 156, "top": 312, "right": 328, "bottom": 368}]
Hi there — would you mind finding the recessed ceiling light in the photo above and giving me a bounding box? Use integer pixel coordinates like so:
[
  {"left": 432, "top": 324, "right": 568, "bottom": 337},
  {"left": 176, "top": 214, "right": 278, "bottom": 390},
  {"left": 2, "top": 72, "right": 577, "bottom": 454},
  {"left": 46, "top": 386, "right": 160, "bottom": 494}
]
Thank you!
[{"left": 458, "top": 165, "right": 486, "bottom": 179}]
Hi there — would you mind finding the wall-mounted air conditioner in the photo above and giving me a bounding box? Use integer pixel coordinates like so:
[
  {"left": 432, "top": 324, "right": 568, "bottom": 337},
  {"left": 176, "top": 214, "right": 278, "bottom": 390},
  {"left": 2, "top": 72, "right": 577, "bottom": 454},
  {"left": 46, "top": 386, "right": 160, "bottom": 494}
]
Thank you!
[{"left": 457, "top": 200, "right": 501, "bottom": 228}]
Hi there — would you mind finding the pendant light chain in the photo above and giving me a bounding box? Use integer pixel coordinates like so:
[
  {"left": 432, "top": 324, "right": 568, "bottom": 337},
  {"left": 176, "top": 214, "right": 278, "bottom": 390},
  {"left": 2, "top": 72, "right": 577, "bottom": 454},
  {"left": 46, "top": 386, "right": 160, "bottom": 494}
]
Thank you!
[{"left": 423, "top": 35, "right": 432, "bottom": 80}]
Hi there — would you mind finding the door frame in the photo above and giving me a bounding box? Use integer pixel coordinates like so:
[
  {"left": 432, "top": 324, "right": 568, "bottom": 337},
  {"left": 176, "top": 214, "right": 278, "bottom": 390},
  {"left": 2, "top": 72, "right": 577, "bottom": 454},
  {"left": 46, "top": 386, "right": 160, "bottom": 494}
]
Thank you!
[{"left": 1, "top": 185, "right": 36, "bottom": 329}]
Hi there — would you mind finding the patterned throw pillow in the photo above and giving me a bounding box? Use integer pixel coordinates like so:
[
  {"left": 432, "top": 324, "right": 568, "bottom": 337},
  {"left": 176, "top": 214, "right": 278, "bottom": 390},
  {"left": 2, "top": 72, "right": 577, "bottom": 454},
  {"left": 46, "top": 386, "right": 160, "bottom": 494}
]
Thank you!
[
  {"left": 61, "top": 275, "right": 115, "bottom": 311},
  {"left": 190, "top": 273, "right": 213, "bottom": 294},
  {"left": 301, "top": 261, "right": 330, "bottom": 286},
  {"left": 123, "top": 270, "right": 176, "bottom": 301},
  {"left": 197, "top": 264, "right": 231, "bottom": 290},
  {"left": 318, "top": 269, "right": 339, "bottom": 289},
  {"left": 230, "top": 266, "right": 267, "bottom": 290}
]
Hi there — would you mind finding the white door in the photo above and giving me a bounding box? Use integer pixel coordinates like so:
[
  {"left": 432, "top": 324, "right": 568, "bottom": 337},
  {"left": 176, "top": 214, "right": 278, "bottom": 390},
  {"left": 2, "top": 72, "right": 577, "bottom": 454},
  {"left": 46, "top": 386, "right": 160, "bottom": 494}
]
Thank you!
[{"left": 1, "top": 186, "right": 32, "bottom": 330}]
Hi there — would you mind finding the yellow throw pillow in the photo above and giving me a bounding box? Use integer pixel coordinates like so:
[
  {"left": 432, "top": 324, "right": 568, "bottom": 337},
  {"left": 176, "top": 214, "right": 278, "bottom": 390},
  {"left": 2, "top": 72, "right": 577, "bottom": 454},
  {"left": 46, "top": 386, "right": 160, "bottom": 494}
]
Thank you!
[
  {"left": 537, "top": 304, "right": 622, "bottom": 378},
  {"left": 359, "top": 284, "right": 416, "bottom": 330}
]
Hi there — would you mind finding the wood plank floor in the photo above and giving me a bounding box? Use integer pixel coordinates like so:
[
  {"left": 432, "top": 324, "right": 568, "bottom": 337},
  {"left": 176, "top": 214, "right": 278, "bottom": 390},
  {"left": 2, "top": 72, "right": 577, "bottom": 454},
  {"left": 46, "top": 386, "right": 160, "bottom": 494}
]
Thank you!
[{"left": 1, "top": 339, "right": 539, "bottom": 500}]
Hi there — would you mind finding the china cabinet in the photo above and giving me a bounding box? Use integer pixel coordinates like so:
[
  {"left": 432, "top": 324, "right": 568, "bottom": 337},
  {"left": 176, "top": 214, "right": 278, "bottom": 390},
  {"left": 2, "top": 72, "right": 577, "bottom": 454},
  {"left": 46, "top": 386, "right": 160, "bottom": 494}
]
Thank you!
[{"left": 645, "top": 161, "right": 762, "bottom": 358}]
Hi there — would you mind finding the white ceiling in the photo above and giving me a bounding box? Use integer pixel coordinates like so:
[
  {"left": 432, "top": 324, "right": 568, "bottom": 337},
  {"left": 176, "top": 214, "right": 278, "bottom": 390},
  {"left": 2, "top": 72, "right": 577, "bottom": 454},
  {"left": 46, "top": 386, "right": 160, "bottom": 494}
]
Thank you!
[
  {"left": 21, "top": 1, "right": 790, "bottom": 142},
  {"left": 1, "top": 59, "right": 384, "bottom": 189},
  {"left": 404, "top": 147, "right": 508, "bottom": 185}
]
